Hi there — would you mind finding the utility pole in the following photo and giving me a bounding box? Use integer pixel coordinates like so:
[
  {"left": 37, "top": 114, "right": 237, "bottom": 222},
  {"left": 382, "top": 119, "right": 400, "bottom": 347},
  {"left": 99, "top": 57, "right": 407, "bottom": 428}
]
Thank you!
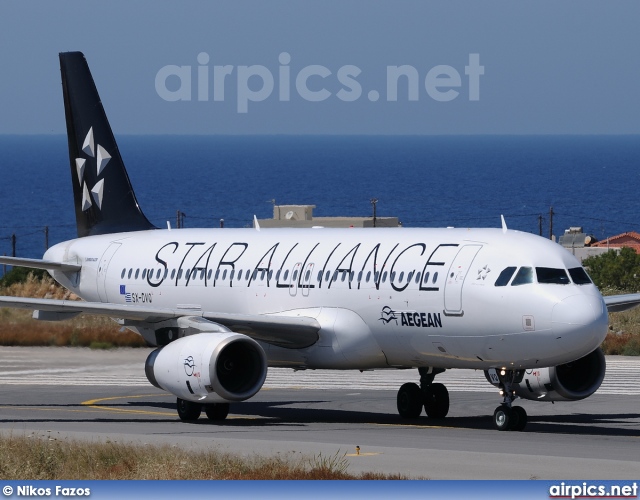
[
  {"left": 176, "top": 211, "right": 186, "bottom": 229},
  {"left": 538, "top": 215, "right": 543, "bottom": 236},
  {"left": 370, "top": 198, "right": 378, "bottom": 228},
  {"left": 44, "top": 226, "right": 49, "bottom": 251},
  {"left": 11, "top": 234, "right": 16, "bottom": 257},
  {"left": 548, "top": 206, "right": 554, "bottom": 240}
]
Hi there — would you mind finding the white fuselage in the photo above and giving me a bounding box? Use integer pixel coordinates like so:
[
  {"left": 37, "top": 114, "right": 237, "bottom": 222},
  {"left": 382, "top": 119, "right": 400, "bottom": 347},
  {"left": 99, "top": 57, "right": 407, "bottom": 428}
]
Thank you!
[{"left": 45, "top": 227, "right": 608, "bottom": 371}]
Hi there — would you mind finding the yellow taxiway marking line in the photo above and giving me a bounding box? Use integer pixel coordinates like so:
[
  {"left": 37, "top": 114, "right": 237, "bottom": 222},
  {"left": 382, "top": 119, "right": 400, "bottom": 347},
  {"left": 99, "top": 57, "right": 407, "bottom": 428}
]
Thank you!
[
  {"left": 81, "top": 394, "right": 262, "bottom": 420},
  {"left": 82, "top": 394, "right": 175, "bottom": 416},
  {"left": 345, "top": 452, "right": 381, "bottom": 457}
]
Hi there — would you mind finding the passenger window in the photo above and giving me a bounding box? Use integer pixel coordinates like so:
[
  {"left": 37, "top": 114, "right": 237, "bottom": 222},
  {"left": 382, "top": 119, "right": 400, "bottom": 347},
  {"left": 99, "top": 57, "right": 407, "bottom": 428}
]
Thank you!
[
  {"left": 423, "top": 272, "right": 430, "bottom": 284},
  {"left": 171, "top": 269, "right": 176, "bottom": 279},
  {"left": 317, "top": 271, "right": 322, "bottom": 282},
  {"left": 261, "top": 270, "right": 266, "bottom": 280},
  {"left": 415, "top": 272, "right": 421, "bottom": 284},
  {"left": 374, "top": 271, "right": 380, "bottom": 282},
  {"left": 207, "top": 270, "right": 212, "bottom": 280},
  {"left": 305, "top": 270, "right": 311, "bottom": 281},
  {"left": 121, "top": 269, "right": 126, "bottom": 279},
  {"left": 382, "top": 271, "right": 388, "bottom": 283},
  {"left": 292, "top": 270, "right": 297, "bottom": 281},
  {"left": 536, "top": 267, "right": 570, "bottom": 285},
  {"left": 230, "top": 270, "right": 235, "bottom": 280},
  {"left": 341, "top": 271, "right": 346, "bottom": 282},
  {"left": 399, "top": 272, "right": 404, "bottom": 282},
  {"left": 142, "top": 269, "right": 147, "bottom": 279},
  {"left": 163, "top": 269, "right": 168, "bottom": 279},
  {"left": 283, "top": 270, "right": 289, "bottom": 281},
  {"left": 366, "top": 271, "right": 371, "bottom": 282},
  {"left": 391, "top": 272, "right": 396, "bottom": 282},
  {"left": 177, "top": 269, "right": 183, "bottom": 280},
  {"left": 215, "top": 270, "right": 220, "bottom": 280},
  {"left": 222, "top": 270, "right": 227, "bottom": 280},
  {"left": 245, "top": 270, "right": 250, "bottom": 280},
  {"left": 495, "top": 267, "right": 517, "bottom": 287},
  {"left": 332, "top": 271, "right": 338, "bottom": 282},
  {"left": 135, "top": 269, "right": 139, "bottom": 279},
  {"left": 569, "top": 267, "right": 592, "bottom": 285},
  {"left": 237, "top": 269, "right": 243, "bottom": 280},
  {"left": 358, "top": 271, "right": 363, "bottom": 282},
  {"left": 511, "top": 267, "right": 533, "bottom": 286},
  {"left": 432, "top": 272, "right": 438, "bottom": 283},
  {"left": 268, "top": 270, "right": 273, "bottom": 281},
  {"left": 157, "top": 269, "right": 162, "bottom": 280},
  {"left": 325, "top": 271, "right": 331, "bottom": 282}
]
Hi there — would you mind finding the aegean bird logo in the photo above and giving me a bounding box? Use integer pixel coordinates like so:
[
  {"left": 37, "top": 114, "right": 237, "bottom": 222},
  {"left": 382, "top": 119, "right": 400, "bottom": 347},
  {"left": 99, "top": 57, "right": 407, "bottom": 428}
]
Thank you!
[
  {"left": 183, "top": 356, "right": 195, "bottom": 376},
  {"left": 379, "top": 306, "right": 398, "bottom": 325},
  {"left": 75, "top": 127, "right": 111, "bottom": 212}
]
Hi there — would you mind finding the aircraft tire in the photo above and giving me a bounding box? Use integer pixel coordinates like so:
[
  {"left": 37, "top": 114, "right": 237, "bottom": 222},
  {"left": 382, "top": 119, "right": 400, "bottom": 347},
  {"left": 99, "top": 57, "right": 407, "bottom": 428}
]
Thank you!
[
  {"left": 511, "top": 406, "right": 527, "bottom": 431},
  {"left": 204, "top": 403, "right": 230, "bottom": 421},
  {"left": 493, "top": 405, "right": 512, "bottom": 431},
  {"left": 424, "top": 383, "right": 449, "bottom": 419},
  {"left": 397, "top": 382, "right": 423, "bottom": 418},
  {"left": 176, "top": 397, "right": 202, "bottom": 421}
]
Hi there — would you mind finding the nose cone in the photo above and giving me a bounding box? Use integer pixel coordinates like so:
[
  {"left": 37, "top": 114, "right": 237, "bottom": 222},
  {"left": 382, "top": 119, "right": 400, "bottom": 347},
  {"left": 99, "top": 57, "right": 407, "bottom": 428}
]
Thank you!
[{"left": 552, "top": 294, "right": 608, "bottom": 351}]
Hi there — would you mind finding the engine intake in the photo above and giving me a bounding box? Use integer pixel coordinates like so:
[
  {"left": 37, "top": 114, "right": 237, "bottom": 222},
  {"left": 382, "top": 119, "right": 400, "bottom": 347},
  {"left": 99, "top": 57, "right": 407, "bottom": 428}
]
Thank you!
[
  {"left": 484, "top": 349, "right": 606, "bottom": 402},
  {"left": 145, "top": 332, "right": 267, "bottom": 403}
]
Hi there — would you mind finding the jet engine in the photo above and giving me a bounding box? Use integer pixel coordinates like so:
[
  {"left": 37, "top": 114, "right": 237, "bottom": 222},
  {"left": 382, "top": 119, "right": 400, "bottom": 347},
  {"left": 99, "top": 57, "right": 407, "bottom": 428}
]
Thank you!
[
  {"left": 484, "top": 348, "right": 606, "bottom": 402},
  {"left": 145, "top": 331, "right": 267, "bottom": 403}
]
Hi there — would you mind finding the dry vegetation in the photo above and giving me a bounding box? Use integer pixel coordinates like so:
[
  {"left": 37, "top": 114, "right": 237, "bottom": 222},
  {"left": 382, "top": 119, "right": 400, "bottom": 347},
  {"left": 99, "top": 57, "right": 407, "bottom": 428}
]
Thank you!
[
  {"left": 0, "top": 274, "right": 145, "bottom": 348},
  {"left": 0, "top": 434, "right": 407, "bottom": 480}
]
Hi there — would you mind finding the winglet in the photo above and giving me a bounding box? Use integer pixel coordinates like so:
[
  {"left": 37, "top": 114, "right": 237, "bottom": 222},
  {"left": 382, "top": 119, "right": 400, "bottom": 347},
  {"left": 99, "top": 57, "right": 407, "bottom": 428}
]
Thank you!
[
  {"left": 501, "top": 215, "right": 508, "bottom": 234},
  {"left": 254, "top": 215, "right": 261, "bottom": 231}
]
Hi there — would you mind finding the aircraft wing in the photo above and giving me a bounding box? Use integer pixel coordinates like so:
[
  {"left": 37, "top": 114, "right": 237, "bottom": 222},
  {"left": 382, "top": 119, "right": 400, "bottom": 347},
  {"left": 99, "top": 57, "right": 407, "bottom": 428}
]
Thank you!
[
  {"left": 603, "top": 293, "right": 640, "bottom": 313},
  {"left": 0, "top": 256, "right": 81, "bottom": 273},
  {"left": 0, "top": 296, "right": 320, "bottom": 349}
]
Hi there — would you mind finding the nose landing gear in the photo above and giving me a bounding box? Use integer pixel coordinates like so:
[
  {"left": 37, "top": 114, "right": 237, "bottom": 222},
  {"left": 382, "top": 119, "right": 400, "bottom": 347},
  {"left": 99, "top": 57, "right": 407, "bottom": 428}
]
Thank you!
[{"left": 492, "top": 369, "right": 527, "bottom": 431}]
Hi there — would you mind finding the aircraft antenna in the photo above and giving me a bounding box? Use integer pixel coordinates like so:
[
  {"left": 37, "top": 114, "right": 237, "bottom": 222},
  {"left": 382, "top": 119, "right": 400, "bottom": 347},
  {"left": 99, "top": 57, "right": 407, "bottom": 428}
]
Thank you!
[{"left": 501, "top": 215, "right": 508, "bottom": 234}]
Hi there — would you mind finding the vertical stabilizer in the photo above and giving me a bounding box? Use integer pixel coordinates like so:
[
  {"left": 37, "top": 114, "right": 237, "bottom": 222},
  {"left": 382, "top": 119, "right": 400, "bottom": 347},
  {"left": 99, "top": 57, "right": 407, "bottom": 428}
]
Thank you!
[{"left": 59, "top": 51, "right": 155, "bottom": 237}]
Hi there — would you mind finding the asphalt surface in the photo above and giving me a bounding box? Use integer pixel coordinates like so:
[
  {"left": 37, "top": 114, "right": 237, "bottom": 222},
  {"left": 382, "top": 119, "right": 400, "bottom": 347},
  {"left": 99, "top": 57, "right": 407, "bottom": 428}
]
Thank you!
[{"left": 0, "top": 346, "right": 639, "bottom": 479}]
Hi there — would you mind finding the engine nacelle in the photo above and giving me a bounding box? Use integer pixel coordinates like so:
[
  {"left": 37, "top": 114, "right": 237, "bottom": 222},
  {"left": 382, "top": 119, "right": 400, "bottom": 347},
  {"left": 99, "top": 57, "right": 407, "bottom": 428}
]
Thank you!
[
  {"left": 145, "top": 332, "right": 267, "bottom": 403},
  {"left": 484, "top": 349, "right": 606, "bottom": 402}
]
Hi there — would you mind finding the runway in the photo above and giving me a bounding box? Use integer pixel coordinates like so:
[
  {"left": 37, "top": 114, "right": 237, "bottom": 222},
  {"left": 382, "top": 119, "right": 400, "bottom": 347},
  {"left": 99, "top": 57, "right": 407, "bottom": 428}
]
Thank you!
[{"left": 0, "top": 346, "right": 639, "bottom": 479}]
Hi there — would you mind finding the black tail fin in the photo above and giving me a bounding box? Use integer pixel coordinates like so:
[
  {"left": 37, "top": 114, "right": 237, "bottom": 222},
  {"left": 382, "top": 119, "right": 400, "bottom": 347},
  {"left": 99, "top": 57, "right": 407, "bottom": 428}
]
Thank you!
[{"left": 59, "top": 51, "right": 155, "bottom": 238}]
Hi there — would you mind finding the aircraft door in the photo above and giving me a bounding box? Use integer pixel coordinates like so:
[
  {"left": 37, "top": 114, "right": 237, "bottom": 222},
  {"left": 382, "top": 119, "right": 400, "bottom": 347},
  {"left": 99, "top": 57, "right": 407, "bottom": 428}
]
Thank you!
[
  {"left": 289, "top": 262, "right": 302, "bottom": 297},
  {"left": 443, "top": 244, "right": 482, "bottom": 315},
  {"left": 301, "top": 262, "right": 314, "bottom": 297},
  {"left": 97, "top": 242, "right": 121, "bottom": 302}
]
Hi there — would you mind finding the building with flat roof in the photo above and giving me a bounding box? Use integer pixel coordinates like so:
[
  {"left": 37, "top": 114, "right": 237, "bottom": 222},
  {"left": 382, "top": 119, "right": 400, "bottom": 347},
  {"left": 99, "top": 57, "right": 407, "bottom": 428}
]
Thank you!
[{"left": 255, "top": 204, "right": 400, "bottom": 228}]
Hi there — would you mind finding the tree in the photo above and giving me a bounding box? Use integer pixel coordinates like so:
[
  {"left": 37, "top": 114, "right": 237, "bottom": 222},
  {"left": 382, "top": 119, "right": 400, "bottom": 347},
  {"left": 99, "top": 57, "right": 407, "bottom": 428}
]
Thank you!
[{"left": 582, "top": 247, "right": 640, "bottom": 292}]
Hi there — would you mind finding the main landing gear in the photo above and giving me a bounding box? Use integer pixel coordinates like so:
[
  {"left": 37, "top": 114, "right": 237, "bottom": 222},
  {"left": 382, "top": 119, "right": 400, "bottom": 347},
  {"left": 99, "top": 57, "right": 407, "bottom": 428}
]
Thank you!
[
  {"left": 176, "top": 398, "right": 230, "bottom": 422},
  {"left": 397, "top": 367, "right": 450, "bottom": 419},
  {"left": 492, "top": 369, "right": 527, "bottom": 432}
]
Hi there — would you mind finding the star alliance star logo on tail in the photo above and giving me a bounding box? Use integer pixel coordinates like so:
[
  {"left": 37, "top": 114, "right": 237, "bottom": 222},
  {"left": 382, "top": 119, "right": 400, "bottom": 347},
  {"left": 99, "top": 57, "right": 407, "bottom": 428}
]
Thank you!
[{"left": 75, "top": 127, "right": 111, "bottom": 212}]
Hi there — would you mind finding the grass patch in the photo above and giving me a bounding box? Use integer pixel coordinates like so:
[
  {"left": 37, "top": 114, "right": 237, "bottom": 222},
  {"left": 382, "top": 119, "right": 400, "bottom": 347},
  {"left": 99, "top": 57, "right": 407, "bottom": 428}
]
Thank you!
[{"left": 0, "top": 435, "right": 409, "bottom": 480}]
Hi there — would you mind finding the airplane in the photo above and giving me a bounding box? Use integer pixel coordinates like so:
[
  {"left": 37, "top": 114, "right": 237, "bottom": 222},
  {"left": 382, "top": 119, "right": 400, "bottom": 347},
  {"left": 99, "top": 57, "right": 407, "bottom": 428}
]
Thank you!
[{"left": 1, "top": 51, "right": 638, "bottom": 432}]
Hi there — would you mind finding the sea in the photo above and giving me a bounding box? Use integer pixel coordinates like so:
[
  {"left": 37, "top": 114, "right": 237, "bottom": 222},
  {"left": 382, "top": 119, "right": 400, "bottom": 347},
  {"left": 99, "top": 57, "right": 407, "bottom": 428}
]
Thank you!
[{"left": 0, "top": 135, "right": 639, "bottom": 262}]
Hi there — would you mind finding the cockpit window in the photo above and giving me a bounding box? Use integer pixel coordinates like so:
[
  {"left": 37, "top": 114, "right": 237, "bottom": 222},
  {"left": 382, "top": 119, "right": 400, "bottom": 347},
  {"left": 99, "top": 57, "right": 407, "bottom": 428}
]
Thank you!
[
  {"left": 511, "top": 267, "right": 534, "bottom": 286},
  {"left": 569, "top": 267, "right": 592, "bottom": 285},
  {"left": 536, "top": 267, "right": 570, "bottom": 285},
  {"left": 495, "top": 266, "right": 517, "bottom": 287}
]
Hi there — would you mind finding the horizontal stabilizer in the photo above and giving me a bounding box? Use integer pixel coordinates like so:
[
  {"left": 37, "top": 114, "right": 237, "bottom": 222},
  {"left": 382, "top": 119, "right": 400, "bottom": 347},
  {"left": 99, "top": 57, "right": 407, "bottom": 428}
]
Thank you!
[{"left": 0, "top": 256, "right": 81, "bottom": 273}]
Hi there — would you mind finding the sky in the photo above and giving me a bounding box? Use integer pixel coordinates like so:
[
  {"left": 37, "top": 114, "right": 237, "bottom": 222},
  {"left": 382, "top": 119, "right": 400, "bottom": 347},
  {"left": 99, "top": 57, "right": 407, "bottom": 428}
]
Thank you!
[{"left": 1, "top": 1, "right": 639, "bottom": 135}]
